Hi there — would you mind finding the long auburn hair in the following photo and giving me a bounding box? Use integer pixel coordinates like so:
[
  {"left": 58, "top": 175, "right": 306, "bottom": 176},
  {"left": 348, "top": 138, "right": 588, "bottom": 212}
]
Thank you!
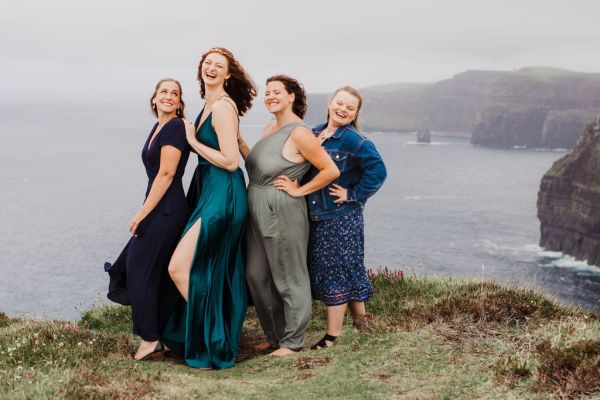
[
  {"left": 328, "top": 86, "right": 363, "bottom": 129},
  {"left": 150, "top": 78, "right": 185, "bottom": 119},
  {"left": 266, "top": 74, "right": 307, "bottom": 119},
  {"left": 197, "top": 47, "right": 257, "bottom": 116}
]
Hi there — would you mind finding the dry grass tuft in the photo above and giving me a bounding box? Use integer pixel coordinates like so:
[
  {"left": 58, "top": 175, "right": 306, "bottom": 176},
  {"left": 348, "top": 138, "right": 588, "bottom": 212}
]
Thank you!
[
  {"left": 424, "top": 282, "right": 566, "bottom": 325},
  {"left": 56, "top": 364, "right": 163, "bottom": 399},
  {"left": 493, "top": 355, "right": 532, "bottom": 387},
  {"left": 0, "top": 312, "right": 19, "bottom": 328},
  {"left": 535, "top": 338, "right": 600, "bottom": 399}
]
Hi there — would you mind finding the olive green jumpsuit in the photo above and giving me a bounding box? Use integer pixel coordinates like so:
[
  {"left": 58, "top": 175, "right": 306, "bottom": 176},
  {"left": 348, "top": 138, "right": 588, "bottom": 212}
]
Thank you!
[{"left": 245, "top": 122, "right": 311, "bottom": 350}]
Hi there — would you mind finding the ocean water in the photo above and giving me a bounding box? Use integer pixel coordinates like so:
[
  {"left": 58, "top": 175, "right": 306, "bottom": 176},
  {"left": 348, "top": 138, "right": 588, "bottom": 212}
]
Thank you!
[{"left": 1, "top": 102, "right": 599, "bottom": 320}]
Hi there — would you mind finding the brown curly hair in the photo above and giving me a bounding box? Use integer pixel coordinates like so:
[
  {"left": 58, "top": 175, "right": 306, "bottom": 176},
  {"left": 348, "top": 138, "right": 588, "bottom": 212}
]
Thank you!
[
  {"left": 197, "top": 47, "right": 257, "bottom": 116},
  {"left": 265, "top": 75, "right": 307, "bottom": 119},
  {"left": 150, "top": 78, "right": 185, "bottom": 119}
]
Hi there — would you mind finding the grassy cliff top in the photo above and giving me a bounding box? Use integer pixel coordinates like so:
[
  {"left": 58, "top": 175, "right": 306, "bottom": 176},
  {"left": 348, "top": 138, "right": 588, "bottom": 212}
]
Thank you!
[{"left": 1, "top": 271, "right": 599, "bottom": 399}]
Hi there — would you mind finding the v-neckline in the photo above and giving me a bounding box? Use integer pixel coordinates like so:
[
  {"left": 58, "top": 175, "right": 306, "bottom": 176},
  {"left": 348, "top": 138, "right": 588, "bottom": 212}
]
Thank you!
[
  {"left": 147, "top": 117, "right": 175, "bottom": 151},
  {"left": 197, "top": 107, "right": 212, "bottom": 132}
]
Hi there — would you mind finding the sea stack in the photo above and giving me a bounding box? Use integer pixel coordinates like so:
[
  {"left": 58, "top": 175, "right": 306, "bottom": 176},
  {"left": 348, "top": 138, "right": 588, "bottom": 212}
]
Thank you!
[
  {"left": 417, "top": 127, "right": 431, "bottom": 143},
  {"left": 537, "top": 118, "right": 600, "bottom": 266}
]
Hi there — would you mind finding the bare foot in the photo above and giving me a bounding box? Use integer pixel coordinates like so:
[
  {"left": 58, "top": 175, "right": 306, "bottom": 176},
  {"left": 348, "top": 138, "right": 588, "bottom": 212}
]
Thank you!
[
  {"left": 270, "top": 347, "right": 298, "bottom": 357},
  {"left": 254, "top": 341, "right": 272, "bottom": 351}
]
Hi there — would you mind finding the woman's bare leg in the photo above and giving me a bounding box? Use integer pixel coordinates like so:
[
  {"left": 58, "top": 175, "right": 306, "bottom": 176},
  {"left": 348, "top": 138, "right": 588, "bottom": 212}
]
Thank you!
[
  {"left": 309, "top": 303, "right": 348, "bottom": 351},
  {"left": 349, "top": 301, "right": 366, "bottom": 321},
  {"left": 168, "top": 218, "right": 201, "bottom": 302},
  {"left": 326, "top": 303, "right": 348, "bottom": 336}
]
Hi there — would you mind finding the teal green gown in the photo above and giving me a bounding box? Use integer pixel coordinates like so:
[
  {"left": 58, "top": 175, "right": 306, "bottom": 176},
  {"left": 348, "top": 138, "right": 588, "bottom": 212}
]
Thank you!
[{"left": 161, "top": 109, "right": 248, "bottom": 369}]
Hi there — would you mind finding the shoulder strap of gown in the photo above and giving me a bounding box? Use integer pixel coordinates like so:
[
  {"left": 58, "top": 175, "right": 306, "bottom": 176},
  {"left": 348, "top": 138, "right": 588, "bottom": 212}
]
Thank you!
[{"left": 216, "top": 95, "right": 240, "bottom": 137}]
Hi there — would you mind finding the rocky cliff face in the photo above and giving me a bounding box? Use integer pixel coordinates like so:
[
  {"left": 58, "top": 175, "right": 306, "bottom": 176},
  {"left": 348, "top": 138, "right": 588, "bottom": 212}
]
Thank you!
[
  {"left": 472, "top": 68, "right": 600, "bottom": 148},
  {"left": 537, "top": 119, "right": 600, "bottom": 266},
  {"left": 472, "top": 105, "right": 548, "bottom": 148},
  {"left": 542, "top": 110, "right": 598, "bottom": 149}
]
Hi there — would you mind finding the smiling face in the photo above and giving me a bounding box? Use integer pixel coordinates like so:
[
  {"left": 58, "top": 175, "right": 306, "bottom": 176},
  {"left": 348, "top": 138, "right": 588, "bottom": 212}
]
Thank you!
[
  {"left": 264, "top": 80, "right": 295, "bottom": 115},
  {"left": 200, "top": 52, "right": 231, "bottom": 88},
  {"left": 328, "top": 90, "right": 360, "bottom": 128},
  {"left": 151, "top": 80, "right": 182, "bottom": 117}
]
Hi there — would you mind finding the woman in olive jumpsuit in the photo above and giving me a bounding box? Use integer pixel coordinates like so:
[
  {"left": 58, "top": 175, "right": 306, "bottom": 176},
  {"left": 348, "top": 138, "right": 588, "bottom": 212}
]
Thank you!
[{"left": 238, "top": 75, "right": 339, "bottom": 356}]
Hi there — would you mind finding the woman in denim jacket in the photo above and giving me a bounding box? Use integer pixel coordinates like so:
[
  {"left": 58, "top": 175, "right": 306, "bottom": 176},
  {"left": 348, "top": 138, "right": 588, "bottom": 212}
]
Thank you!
[{"left": 305, "top": 86, "right": 387, "bottom": 349}]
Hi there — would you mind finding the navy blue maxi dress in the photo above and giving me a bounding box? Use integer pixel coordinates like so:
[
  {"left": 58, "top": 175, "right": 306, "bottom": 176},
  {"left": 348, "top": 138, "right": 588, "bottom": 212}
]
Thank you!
[{"left": 105, "top": 117, "right": 190, "bottom": 341}]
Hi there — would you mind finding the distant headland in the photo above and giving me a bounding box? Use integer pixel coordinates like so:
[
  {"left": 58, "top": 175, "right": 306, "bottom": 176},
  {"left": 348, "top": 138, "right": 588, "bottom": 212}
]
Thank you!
[{"left": 306, "top": 67, "right": 600, "bottom": 149}]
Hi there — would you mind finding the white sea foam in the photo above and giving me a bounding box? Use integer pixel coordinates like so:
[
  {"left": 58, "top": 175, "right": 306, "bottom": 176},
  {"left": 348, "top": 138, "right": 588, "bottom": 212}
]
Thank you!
[
  {"left": 532, "top": 148, "right": 569, "bottom": 153},
  {"left": 481, "top": 240, "right": 600, "bottom": 274}
]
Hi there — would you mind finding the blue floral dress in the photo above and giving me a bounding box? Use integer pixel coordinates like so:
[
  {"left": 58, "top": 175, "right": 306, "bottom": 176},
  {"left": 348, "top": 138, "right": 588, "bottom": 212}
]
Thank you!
[{"left": 308, "top": 209, "right": 374, "bottom": 306}]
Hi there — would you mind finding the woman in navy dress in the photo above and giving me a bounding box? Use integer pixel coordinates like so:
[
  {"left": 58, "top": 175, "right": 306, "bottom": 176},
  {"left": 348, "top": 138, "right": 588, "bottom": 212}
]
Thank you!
[{"left": 105, "top": 78, "right": 191, "bottom": 361}]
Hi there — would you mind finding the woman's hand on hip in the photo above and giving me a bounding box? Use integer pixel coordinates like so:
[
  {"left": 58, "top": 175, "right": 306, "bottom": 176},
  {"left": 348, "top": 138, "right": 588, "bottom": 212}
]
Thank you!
[
  {"left": 273, "top": 175, "right": 301, "bottom": 197},
  {"left": 329, "top": 183, "right": 348, "bottom": 203}
]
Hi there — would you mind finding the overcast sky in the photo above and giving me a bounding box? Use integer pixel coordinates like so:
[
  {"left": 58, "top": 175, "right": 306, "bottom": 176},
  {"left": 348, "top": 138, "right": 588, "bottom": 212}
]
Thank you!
[{"left": 2, "top": 0, "right": 600, "bottom": 105}]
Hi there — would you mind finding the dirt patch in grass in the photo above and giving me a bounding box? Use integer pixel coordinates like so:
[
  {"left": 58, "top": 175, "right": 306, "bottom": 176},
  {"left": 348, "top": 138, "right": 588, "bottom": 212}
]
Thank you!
[
  {"left": 374, "top": 372, "right": 391, "bottom": 383},
  {"left": 292, "top": 355, "right": 332, "bottom": 370},
  {"left": 295, "top": 371, "right": 316, "bottom": 381},
  {"left": 535, "top": 338, "right": 600, "bottom": 399}
]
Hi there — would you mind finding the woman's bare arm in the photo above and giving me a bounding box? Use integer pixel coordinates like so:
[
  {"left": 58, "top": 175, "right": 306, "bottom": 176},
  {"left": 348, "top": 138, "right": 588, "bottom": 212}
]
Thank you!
[
  {"left": 273, "top": 126, "right": 339, "bottom": 197},
  {"left": 185, "top": 100, "right": 240, "bottom": 171}
]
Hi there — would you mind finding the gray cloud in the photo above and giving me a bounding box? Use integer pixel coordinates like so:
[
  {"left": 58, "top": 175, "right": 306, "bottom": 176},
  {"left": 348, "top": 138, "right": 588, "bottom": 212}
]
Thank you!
[{"left": 2, "top": 0, "right": 600, "bottom": 104}]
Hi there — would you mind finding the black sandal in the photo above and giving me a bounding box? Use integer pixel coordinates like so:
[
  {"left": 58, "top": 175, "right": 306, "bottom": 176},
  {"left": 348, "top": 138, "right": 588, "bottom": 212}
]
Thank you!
[
  {"left": 310, "top": 334, "right": 338, "bottom": 350},
  {"left": 131, "top": 341, "right": 165, "bottom": 361}
]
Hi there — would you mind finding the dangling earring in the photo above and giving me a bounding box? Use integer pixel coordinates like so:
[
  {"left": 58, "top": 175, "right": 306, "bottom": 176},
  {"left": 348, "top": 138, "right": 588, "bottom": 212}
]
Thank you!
[{"left": 224, "top": 79, "right": 229, "bottom": 89}]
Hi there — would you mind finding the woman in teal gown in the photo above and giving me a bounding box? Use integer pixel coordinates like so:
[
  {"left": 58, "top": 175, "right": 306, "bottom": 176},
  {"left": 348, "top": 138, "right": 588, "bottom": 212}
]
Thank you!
[{"left": 161, "top": 47, "right": 257, "bottom": 369}]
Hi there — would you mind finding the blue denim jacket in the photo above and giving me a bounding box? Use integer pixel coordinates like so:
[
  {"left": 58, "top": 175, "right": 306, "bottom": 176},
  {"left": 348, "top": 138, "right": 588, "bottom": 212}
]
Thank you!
[{"left": 305, "top": 122, "right": 387, "bottom": 221}]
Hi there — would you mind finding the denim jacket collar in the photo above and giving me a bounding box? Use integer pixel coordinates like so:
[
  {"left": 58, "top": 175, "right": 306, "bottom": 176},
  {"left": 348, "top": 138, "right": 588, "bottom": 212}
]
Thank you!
[{"left": 312, "top": 122, "right": 354, "bottom": 140}]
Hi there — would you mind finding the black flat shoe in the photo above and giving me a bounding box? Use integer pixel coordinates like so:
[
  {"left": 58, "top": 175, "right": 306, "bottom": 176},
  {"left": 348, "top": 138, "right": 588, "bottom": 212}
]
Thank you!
[
  {"left": 310, "top": 334, "right": 338, "bottom": 350},
  {"left": 131, "top": 341, "right": 165, "bottom": 361}
]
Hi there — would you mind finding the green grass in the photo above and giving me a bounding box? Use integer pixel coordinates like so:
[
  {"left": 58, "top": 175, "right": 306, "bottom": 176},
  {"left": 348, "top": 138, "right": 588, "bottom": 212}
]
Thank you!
[{"left": 1, "top": 271, "right": 599, "bottom": 399}]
